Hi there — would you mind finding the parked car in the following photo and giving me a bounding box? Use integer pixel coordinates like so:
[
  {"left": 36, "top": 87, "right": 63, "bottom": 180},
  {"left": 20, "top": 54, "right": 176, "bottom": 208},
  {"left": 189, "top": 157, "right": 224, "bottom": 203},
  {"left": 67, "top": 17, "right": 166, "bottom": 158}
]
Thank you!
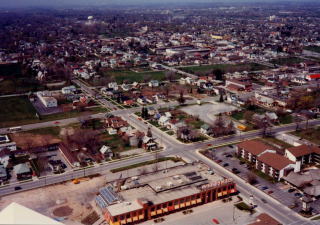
[
  {"left": 239, "top": 161, "right": 245, "bottom": 165},
  {"left": 216, "top": 159, "right": 222, "bottom": 163},
  {"left": 288, "top": 188, "right": 295, "bottom": 193},
  {"left": 222, "top": 163, "right": 229, "bottom": 167},
  {"left": 294, "top": 193, "right": 303, "bottom": 197},
  {"left": 261, "top": 198, "right": 267, "bottom": 203},
  {"left": 226, "top": 154, "right": 232, "bottom": 158},
  {"left": 261, "top": 186, "right": 268, "bottom": 190},
  {"left": 268, "top": 190, "right": 273, "bottom": 194},
  {"left": 14, "top": 186, "right": 22, "bottom": 191},
  {"left": 212, "top": 218, "right": 220, "bottom": 224}
]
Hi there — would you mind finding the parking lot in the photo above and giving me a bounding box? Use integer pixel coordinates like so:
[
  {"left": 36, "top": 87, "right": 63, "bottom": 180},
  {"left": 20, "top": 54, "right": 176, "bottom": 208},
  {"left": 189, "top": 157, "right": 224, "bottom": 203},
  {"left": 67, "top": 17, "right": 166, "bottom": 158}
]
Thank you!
[{"left": 205, "top": 146, "right": 320, "bottom": 214}]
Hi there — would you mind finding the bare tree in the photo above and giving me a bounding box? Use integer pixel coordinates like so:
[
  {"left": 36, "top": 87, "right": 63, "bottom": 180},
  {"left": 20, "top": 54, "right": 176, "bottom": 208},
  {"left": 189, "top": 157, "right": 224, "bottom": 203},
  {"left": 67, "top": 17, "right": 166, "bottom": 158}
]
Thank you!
[{"left": 246, "top": 172, "right": 258, "bottom": 185}]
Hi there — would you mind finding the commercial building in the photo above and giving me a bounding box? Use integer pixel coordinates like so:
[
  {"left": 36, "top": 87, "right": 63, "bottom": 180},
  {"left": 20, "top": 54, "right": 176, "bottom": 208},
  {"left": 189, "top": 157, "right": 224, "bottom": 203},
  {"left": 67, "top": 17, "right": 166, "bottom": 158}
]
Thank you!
[
  {"left": 36, "top": 91, "right": 58, "bottom": 108},
  {"left": 97, "top": 163, "right": 237, "bottom": 225},
  {"left": 285, "top": 145, "right": 320, "bottom": 168}
]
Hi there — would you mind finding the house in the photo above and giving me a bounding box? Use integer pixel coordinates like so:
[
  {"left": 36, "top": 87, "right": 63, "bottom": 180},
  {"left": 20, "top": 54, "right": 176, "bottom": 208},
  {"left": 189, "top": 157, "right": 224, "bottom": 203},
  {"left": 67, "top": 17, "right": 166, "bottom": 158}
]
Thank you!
[
  {"left": 108, "top": 82, "right": 118, "bottom": 90},
  {"left": 142, "top": 136, "right": 158, "bottom": 150},
  {"left": 107, "top": 127, "right": 117, "bottom": 135},
  {"left": 149, "top": 80, "right": 159, "bottom": 87},
  {"left": 0, "top": 164, "right": 7, "bottom": 181},
  {"left": 200, "top": 124, "right": 211, "bottom": 135},
  {"left": 256, "top": 152, "right": 297, "bottom": 180},
  {"left": 0, "top": 149, "right": 10, "bottom": 168},
  {"left": 121, "top": 84, "right": 131, "bottom": 91},
  {"left": 158, "top": 116, "right": 170, "bottom": 126},
  {"left": 100, "top": 145, "right": 114, "bottom": 160},
  {"left": 61, "top": 86, "right": 77, "bottom": 94},
  {"left": 124, "top": 99, "right": 134, "bottom": 106},
  {"left": 236, "top": 140, "right": 277, "bottom": 163},
  {"left": 0, "top": 135, "right": 16, "bottom": 152},
  {"left": 137, "top": 97, "right": 147, "bottom": 105},
  {"left": 105, "top": 116, "right": 129, "bottom": 129},
  {"left": 13, "top": 163, "right": 32, "bottom": 180}
]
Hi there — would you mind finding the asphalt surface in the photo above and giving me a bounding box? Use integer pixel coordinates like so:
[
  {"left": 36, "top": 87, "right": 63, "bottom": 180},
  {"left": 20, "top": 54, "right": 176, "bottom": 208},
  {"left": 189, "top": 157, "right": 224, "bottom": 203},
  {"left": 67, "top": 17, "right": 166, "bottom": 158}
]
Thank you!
[{"left": 1, "top": 79, "right": 320, "bottom": 224}]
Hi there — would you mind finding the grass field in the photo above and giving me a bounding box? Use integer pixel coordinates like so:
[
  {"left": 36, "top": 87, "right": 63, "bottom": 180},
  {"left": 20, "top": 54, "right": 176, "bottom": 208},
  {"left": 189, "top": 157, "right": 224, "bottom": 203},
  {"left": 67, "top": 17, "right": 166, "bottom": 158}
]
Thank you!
[
  {"left": 0, "top": 96, "right": 38, "bottom": 127},
  {"left": 100, "top": 132, "right": 133, "bottom": 152},
  {"left": 304, "top": 46, "right": 320, "bottom": 53},
  {"left": 0, "top": 97, "right": 107, "bottom": 128},
  {"left": 269, "top": 57, "right": 305, "bottom": 66},
  {"left": 178, "top": 63, "right": 268, "bottom": 74},
  {"left": 25, "top": 127, "right": 61, "bottom": 136},
  {"left": 101, "top": 70, "right": 169, "bottom": 83}
]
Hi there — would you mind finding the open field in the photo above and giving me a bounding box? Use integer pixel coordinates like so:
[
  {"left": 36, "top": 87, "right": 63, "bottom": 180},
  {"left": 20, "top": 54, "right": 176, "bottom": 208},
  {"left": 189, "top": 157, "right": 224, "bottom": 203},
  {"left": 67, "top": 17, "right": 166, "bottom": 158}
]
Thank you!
[
  {"left": 100, "top": 132, "right": 134, "bottom": 152},
  {"left": 0, "top": 103, "right": 107, "bottom": 128},
  {"left": 178, "top": 63, "right": 268, "bottom": 74},
  {"left": 0, "top": 96, "right": 38, "bottom": 127},
  {"left": 100, "top": 70, "right": 172, "bottom": 83}
]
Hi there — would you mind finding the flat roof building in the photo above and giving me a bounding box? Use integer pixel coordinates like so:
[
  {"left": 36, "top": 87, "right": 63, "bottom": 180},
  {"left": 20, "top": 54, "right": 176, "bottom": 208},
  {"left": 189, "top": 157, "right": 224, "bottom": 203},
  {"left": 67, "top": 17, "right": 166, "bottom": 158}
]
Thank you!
[{"left": 97, "top": 162, "right": 237, "bottom": 225}]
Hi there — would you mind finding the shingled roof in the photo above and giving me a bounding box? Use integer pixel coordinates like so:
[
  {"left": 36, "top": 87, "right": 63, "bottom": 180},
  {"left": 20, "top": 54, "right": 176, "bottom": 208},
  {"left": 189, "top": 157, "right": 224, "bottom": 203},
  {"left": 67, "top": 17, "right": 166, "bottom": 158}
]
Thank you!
[{"left": 237, "top": 140, "right": 275, "bottom": 156}]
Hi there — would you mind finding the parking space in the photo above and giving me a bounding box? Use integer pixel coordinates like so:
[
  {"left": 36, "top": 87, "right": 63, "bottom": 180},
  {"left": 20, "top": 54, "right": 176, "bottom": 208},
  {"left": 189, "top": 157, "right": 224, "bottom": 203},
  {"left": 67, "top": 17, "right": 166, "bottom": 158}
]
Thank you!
[{"left": 205, "top": 146, "right": 315, "bottom": 214}]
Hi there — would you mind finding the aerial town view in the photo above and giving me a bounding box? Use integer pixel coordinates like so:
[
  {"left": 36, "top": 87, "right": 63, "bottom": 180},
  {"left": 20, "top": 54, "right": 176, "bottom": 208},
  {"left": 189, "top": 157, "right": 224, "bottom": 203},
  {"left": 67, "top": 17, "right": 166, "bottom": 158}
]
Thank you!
[{"left": 0, "top": 0, "right": 320, "bottom": 224}]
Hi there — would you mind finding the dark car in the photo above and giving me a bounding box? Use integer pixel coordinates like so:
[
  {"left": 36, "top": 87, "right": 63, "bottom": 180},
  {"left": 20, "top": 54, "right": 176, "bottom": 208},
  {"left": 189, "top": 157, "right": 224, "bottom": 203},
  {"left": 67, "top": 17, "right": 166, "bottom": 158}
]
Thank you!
[
  {"left": 226, "top": 154, "right": 232, "bottom": 158},
  {"left": 288, "top": 188, "right": 295, "bottom": 193},
  {"left": 222, "top": 163, "right": 229, "bottom": 167},
  {"left": 294, "top": 193, "right": 303, "bottom": 197},
  {"left": 261, "top": 198, "right": 267, "bottom": 203},
  {"left": 14, "top": 186, "right": 22, "bottom": 191},
  {"left": 216, "top": 159, "right": 222, "bottom": 163},
  {"left": 261, "top": 186, "right": 268, "bottom": 190}
]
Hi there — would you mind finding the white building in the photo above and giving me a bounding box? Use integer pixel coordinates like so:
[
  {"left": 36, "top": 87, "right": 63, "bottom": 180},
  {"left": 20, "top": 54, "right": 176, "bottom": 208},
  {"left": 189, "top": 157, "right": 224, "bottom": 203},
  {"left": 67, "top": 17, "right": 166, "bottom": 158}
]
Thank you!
[
  {"left": 36, "top": 91, "right": 58, "bottom": 108},
  {"left": 61, "top": 86, "right": 77, "bottom": 94}
]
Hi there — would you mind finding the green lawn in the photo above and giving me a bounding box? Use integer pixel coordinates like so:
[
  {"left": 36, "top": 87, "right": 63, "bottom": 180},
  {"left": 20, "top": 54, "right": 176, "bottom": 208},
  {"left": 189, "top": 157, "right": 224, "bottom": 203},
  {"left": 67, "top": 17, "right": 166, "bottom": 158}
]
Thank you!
[
  {"left": 178, "top": 63, "right": 269, "bottom": 74},
  {"left": 304, "top": 46, "right": 320, "bottom": 54},
  {"left": 0, "top": 78, "right": 44, "bottom": 95},
  {"left": 0, "top": 96, "right": 38, "bottom": 127},
  {"left": 110, "top": 157, "right": 182, "bottom": 173},
  {"left": 100, "top": 132, "right": 133, "bottom": 152},
  {"left": 270, "top": 57, "right": 305, "bottom": 66},
  {"left": 292, "top": 127, "right": 320, "bottom": 145},
  {"left": 231, "top": 111, "right": 244, "bottom": 120},
  {"left": 100, "top": 70, "right": 170, "bottom": 83}
]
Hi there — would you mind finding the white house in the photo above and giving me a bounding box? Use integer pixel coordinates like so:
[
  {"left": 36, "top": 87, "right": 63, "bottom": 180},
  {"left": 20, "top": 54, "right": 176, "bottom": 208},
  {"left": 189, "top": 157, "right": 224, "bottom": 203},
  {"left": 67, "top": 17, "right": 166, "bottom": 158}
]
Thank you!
[
  {"left": 100, "top": 145, "right": 113, "bottom": 159},
  {"left": 149, "top": 80, "right": 159, "bottom": 87},
  {"left": 61, "top": 85, "right": 77, "bottom": 94}
]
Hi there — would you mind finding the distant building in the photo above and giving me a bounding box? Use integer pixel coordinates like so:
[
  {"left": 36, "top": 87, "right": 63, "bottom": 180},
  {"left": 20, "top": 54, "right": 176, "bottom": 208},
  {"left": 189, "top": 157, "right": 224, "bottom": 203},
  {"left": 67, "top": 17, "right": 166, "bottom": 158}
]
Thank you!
[{"left": 36, "top": 91, "right": 58, "bottom": 108}]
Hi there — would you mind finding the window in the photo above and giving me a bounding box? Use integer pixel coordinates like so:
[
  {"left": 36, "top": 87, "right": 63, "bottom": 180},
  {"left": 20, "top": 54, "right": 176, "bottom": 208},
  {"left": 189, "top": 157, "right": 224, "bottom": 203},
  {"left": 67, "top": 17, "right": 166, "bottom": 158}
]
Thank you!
[
  {"left": 120, "top": 215, "right": 124, "bottom": 220},
  {"left": 168, "top": 202, "right": 173, "bottom": 206},
  {"left": 151, "top": 207, "right": 155, "bottom": 211},
  {"left": 156, "top": 205, "right": 161, "bottom": 210},
  {"left": 191, "top": 195, "right": 196, "bottom": 200},
  {"left": 126, "top": 214, "right": 130, "bottom": 219},
  {"left": 196, "top": 194, "right": 201, "bottom": 198},
  {"left": 174, "top": 200, "right": 179, "bottom": 205},
  {"left": 113, "top": 217, "right": 118, "bottom": 222},
  {"left": 180, "top": 198, "right": 185, "bottom": 203},
  {"left": 132, "top": 211, "right": 136, "bottom": 216}
]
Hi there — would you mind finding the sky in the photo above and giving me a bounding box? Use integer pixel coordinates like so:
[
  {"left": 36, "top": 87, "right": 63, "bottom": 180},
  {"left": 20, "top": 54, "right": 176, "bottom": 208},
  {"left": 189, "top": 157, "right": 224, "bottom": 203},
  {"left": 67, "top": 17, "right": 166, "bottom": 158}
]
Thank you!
[{"left": 0, "top": 0, "right": 317, "bottom": 8}]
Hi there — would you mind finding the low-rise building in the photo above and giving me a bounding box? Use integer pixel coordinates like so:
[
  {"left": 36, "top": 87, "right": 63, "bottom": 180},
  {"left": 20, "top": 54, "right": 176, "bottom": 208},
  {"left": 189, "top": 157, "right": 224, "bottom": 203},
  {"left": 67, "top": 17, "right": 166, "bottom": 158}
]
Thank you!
[
  {"left": 36, "top": 91, "right": 58, "bottom": 108},
  {"left": 0, "top": 135, "right": 16, "bottom": 152},
  {"left": 99, "top": 163, "right": 236, "bottom": 225},
  {"left": 285, "top": 145, "right": 320, "bottom": 169}
]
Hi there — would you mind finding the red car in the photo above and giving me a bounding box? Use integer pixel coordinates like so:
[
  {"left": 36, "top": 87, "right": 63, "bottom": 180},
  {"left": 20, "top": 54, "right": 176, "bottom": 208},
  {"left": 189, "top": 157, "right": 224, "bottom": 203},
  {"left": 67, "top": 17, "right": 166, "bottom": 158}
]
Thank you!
[
  {"left": 268, "top": 190, "right": 273, "bottom": 194},
  {"left": 212, "top": 218, "right": 220, "bottom": 224},
  {"left": 54, "top": 121, "right": 60, "bottom": 124},
  {"left": 207, "top": 144, "right": 212, "bottom": 147}
]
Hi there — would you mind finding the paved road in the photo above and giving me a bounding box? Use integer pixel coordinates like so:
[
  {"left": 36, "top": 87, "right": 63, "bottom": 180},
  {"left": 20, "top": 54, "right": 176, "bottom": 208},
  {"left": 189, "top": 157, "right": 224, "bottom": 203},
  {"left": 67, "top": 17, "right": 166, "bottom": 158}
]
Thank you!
[{"left": 2, "top": 79, "right": 320, "bottom": 224}]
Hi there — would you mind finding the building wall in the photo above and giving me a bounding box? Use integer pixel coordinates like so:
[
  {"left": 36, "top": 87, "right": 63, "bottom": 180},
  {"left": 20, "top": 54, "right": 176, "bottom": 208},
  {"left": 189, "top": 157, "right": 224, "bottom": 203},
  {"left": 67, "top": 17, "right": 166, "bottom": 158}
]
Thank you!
[{"left": 105, "top": 183, "right": 236, "bottom": 225}]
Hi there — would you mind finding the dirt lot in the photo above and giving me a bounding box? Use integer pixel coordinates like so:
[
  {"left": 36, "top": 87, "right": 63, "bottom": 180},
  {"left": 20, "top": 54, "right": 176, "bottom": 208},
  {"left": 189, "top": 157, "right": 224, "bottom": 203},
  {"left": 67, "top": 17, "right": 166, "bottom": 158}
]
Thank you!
[{"left": 0, "top": 176, "right": 106, "bottom": 225}]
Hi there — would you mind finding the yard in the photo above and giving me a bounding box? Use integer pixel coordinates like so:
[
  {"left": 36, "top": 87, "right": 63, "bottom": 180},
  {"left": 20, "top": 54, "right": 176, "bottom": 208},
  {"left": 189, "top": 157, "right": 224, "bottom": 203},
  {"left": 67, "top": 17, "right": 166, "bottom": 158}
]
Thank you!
[
  {"left": 100, "top": 132, "right": 134, "bottom": 152},
  {"left": 259, "top": 137, "right": 293, "bottom": 149},
  {"left": 292, "top": 127, "right": 320, "bottom": 145},
  {"left": 178, "top": 63, "right": 269, "bottom": 74}
]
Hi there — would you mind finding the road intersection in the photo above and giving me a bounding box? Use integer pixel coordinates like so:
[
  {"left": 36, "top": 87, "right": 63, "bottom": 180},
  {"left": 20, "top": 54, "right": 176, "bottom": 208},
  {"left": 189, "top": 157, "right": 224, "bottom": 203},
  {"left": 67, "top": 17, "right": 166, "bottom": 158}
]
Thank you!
[{"left": 1, "top": 79, "right": 319, "bottom": 224}]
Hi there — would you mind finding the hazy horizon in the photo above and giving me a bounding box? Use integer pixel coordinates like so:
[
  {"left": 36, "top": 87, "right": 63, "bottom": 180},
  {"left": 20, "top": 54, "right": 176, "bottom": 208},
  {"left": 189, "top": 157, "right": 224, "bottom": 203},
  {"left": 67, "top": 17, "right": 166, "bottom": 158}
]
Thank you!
[{"left": 0, "top": 0, "right": 319, "bottom": 9}]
